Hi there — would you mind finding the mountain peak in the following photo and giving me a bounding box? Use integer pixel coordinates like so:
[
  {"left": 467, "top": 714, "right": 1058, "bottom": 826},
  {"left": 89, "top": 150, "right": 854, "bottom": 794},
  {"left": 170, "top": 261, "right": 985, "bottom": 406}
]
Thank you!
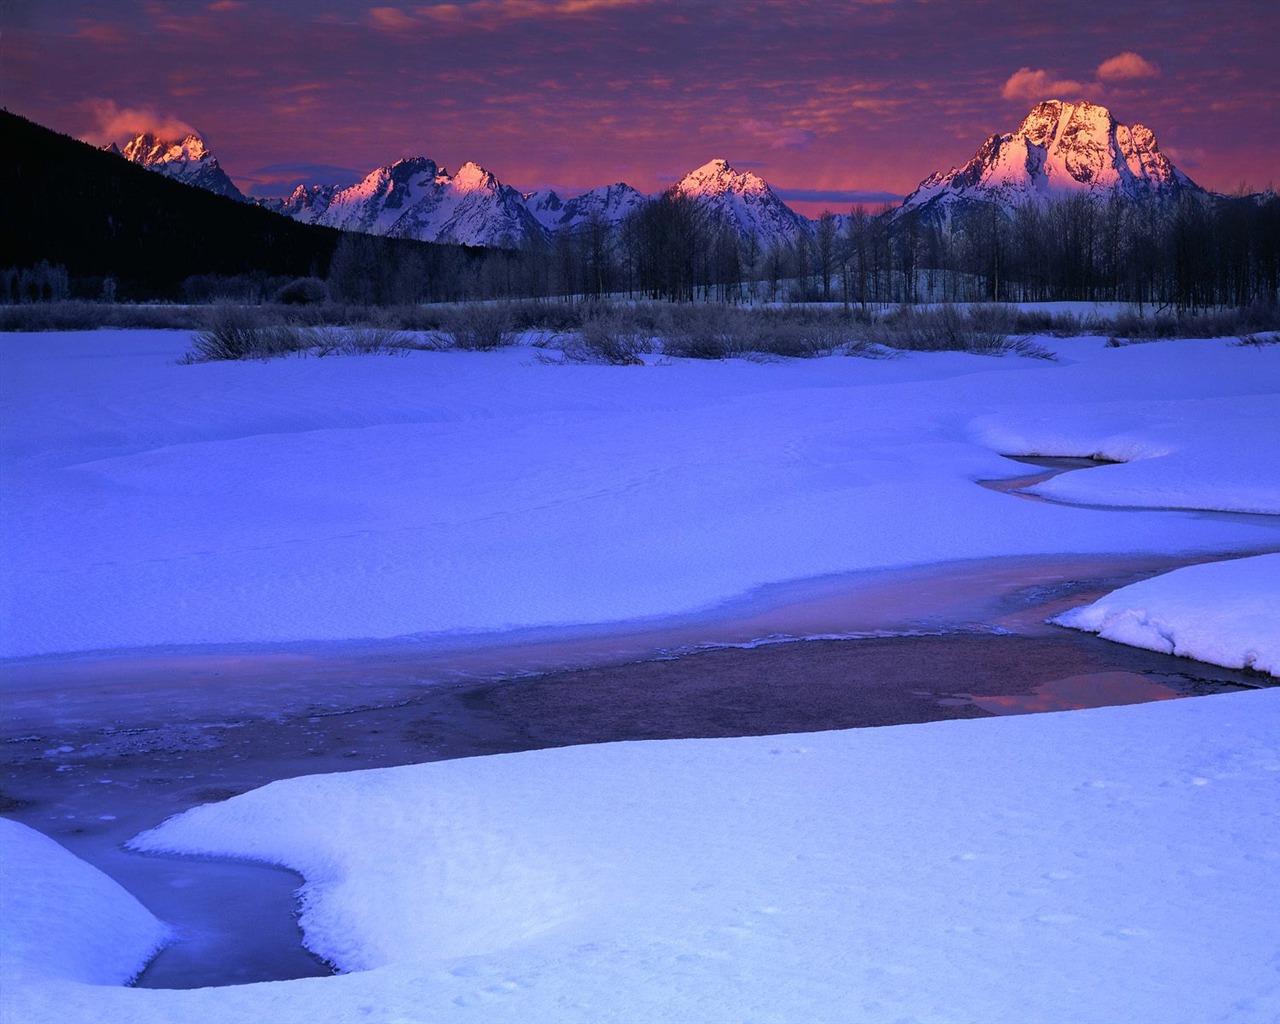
[
  {"left": 670, "top": 159, "right": 808, "bottom": 245},
  {"left": 675, "top": 158, "right": 769, "bottom": 199},
  {"left": 453, "top": 161, "right": 497, "bottom": 193},
  {"left": 108, "top": 129, "right": 245, "bottom": 202},
  {"left": 898, "top": 99, "right": 1198, "bottom": 222},
  {"left": 118, "top": 131, "right": 210, "bottom": 166}
]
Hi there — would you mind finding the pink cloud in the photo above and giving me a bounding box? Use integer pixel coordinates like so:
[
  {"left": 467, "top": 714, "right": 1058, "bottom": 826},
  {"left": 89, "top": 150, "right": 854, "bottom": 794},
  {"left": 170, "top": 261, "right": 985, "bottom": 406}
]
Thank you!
[
  {"left": 1001, "top": 67, "right": 1090, "bottom": 102},
  {"left": 73, "top": 20, "right": 126, "bottom": 45},
  {"left": 743, "top": 119, "right": 817, "bottom": 150},
  {"left": 1097, "top": 51, "right": 1160, "bottom": 82},
  {"left": 81, "top": 100, "right": 199, "bottom": 146},
  {"left": 369, "top": 6, "right": 422, "bottom": 33}
]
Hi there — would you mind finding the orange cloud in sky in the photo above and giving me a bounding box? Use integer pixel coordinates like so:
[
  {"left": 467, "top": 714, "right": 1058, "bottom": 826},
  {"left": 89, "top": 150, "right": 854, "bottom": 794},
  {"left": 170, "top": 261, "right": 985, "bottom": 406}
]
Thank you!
[
  {"left": 1097, "top": 51, "right": 1160, "bottom": 81},
  {"left": 82, "top": 100, "right": 199, "bottom": 146},
  {"left": 1003, "top": 52, "right": 1161, "bottom": 102},
  {"left": 1001, "top": 67, "right": 1089, "bottom": 102}
]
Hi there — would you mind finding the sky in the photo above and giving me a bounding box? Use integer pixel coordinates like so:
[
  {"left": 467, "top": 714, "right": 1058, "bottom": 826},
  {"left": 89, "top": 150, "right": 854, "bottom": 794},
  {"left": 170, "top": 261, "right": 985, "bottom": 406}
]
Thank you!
[{"left": 3, "top": 0, "right": 1279, "bottom": 216}]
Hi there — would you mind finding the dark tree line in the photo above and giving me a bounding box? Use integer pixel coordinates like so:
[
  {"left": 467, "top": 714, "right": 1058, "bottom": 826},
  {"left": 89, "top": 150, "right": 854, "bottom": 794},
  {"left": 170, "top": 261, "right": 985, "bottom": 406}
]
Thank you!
[{"left": 461, "top": 188, "right": 1279, "bottom": 312}]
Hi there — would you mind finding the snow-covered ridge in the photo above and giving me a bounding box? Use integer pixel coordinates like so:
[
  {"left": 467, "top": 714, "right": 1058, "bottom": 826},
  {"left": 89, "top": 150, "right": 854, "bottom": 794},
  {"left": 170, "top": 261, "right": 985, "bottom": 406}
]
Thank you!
[
  {"left": 524, "top": 182, "right": 648, "bottom": 233},
  {"left": 106, "top": 100, "right": 1221, "bottom": 246},
  {"left": 899, "top": 100, "right": 1202, "bottom": 222},
  {"left": 104, "top": 130, "right": 814, "bottom": 247}
]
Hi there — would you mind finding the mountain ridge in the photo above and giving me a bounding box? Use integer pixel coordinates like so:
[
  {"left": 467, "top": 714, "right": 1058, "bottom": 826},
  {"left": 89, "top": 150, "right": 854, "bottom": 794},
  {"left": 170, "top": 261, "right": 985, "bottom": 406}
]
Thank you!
[{"left": 101, "top": 101, "right": 1229, "bottom": 248}]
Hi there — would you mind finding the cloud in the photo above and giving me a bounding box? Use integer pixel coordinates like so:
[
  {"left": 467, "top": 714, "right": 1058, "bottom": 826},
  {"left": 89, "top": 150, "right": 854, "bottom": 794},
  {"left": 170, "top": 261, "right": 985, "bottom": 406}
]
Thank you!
[
  {"left": 774, "top": 188, "right": 904, "bottom": 205},
  {"left": 1002, "top": 52, "right": 1161, "bottom": 104},
  {"left": 1097, "top": 51, "right": 1160, "bottom": 81},
  {"left": 1001, "top": 67, "right": 1089, "bottom": 102},
  {"left": 369, "top": 6, "right": 421, "bottom": 32},
  {"left": 73, "top": 19, "right": 127, "bottom": 44},
  {"left": 81, "top": 100, "right": 199, "bottom": 146},
  {"left": 371, "top": 0, "right": 644, "bottom": 33},
  {"left": 244, "top": 161, "right": 365, "bottom": 195},
  {"left": 743, "top": 119, "right": 817, "bottom": 150}
]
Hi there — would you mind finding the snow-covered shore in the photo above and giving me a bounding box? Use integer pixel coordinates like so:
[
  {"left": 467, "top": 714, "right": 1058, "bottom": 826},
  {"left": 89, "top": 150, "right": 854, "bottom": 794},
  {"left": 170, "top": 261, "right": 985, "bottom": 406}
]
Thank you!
[
  {"left": 2, "top": 330, "right": 1276, "bottom": 660},
  {"left": 5, "top": 688, "right": 1278, "bottom": 1023},
  {"left": 1055, "top": 552, "right": 1280, "bottom": 675},
  {"left": 2, "top": 329, "right": 1278, "bottom": 1023}
]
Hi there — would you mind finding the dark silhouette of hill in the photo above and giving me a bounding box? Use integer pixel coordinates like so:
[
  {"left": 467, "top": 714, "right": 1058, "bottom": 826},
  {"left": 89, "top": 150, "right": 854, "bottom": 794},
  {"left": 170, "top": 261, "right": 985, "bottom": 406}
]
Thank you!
[{"left": 0, "top": 109, "right": 460, "bottom": 300}]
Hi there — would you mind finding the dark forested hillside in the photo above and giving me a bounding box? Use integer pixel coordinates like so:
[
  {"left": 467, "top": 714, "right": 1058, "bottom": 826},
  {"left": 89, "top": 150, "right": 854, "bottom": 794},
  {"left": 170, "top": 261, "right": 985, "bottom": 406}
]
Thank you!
[{"left": 0, "top": 110, "right": 461, "bottom": 300}]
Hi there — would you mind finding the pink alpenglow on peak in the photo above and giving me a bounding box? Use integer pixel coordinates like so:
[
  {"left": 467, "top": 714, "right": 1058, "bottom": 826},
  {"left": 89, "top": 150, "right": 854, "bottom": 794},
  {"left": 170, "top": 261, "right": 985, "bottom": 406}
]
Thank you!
[
  {"left": 899, "top": 100, "right": 1200, "bottom": 223},
  {"left": 278, "top": 154, "right": 544, "bottom": 246},
  {"left": 670, "top": 157, "right": 811, "bottom": 247},
  {"left": 674, "top": 158, "right": 770, "bottom": 198},
  {"left": 107, "top": 130, "right": 246, "bottom": 202},
  {"left": 451, "top": 161, "right": 499, "bottom": 193}
]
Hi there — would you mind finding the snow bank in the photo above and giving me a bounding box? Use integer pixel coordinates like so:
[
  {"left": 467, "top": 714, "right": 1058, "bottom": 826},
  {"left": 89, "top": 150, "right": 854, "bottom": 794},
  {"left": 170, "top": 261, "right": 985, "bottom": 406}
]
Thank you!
[
  {"left": 1055, "top": 553, "right": 1280, "bottom": 676},
  {"left": 0, "top": 819, "right": 168, "bottom": 987},
  {"left": 3, "top": 688, "right": 1265, "bottom": 1023},
  {"left": 2, "top": 332, "right": 1277, "bottom": 658}
]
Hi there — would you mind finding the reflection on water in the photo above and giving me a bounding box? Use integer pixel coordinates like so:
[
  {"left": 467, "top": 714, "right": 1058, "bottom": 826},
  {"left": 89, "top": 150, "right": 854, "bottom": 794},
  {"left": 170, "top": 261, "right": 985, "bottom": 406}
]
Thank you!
[{"left": 962, "top": 671, "right": 1182, "bottom": 714}]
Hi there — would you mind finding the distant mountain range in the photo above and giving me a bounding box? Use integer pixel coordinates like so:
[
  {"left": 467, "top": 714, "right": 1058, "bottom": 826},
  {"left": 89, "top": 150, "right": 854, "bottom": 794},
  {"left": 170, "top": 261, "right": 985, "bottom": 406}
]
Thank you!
[
  {"left": 0, "top": 109, "right": 458, "bottom": 299},
  {"left": 97, "top": 100, "right": 1236, "bottom": 250}
]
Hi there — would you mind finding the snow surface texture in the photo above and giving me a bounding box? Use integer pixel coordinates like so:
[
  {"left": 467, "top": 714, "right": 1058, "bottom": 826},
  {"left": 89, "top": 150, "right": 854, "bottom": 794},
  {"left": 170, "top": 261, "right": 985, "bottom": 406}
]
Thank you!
[
  {"left": 1, "top": 689, "right": 1274, "bottom": 1022},
  {"left": 2, "top": 332, "right": 1278, "bottom": 659},
  {"left": 1056, "top": 553, "right": 1280, "bottom": 675},
  {"left": 0, "top": 818, "right": 169, "bottom": 989}
]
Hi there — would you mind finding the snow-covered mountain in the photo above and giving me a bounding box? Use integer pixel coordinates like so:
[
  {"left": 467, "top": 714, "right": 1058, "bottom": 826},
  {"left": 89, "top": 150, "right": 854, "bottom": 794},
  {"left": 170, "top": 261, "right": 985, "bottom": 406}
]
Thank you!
[
  {"left": 525, "top": 182, "right": 648, "bottom": 234},
  {"left": 268, "top": 157, "right": 546, "bottom": 248},
  {"left": 102, "top": 125, "right": 821, "bottom": 249},
  {"left": 672, "top": 158, "right": 812, "bottom": 248},
  {"left": 260, "top": 182, "right": 340, "bottom": 221},
  {"left": 106, "top": 132, "right": 246, "bottom": 202},
  {"left": 898, "top": 100, "right": 1202, "bottom": 223}
]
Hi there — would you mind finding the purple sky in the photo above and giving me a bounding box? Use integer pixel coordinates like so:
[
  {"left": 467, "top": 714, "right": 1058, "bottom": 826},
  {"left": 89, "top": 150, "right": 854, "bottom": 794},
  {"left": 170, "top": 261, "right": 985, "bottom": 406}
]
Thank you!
[{"left": 5, "top": 0, "right": 1278, "bottom": 216}]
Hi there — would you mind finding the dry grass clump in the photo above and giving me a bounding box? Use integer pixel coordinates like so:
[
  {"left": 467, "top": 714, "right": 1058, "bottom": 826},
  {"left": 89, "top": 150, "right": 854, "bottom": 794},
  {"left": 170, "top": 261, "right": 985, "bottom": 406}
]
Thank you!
[{"left": 183, "top": 306, "right": 409, "bottom": 362}]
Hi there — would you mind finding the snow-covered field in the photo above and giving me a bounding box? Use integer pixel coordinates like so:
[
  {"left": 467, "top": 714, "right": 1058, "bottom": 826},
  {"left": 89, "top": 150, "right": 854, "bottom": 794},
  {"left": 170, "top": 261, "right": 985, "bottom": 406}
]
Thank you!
[
  {"left": 2, "top": 328, "right": 1278, "bottom": 1022},
  {"left": 2, "top": 330, "right": 1277, "bottom": 658},
  {"left": 4, "top": 690, "right": 1278, "bottom": 1023}
]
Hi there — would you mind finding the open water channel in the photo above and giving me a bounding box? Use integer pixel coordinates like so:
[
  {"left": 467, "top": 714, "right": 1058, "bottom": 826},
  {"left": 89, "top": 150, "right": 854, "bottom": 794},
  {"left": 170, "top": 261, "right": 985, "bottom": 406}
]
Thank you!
[{"left": 2, "top": 457, "right": 1276, "bottom": 988}]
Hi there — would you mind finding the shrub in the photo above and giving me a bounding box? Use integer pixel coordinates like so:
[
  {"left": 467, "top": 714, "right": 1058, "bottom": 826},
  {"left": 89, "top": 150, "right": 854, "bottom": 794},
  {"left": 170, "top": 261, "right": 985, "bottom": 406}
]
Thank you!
[
  {"left": 274, "top": 277, "right": 328, "bottom": 305},
  {"left": 309, "top": 324, "right": 411, "bottom": 357},
  {"left": 440, "top": 303, "right": 515, "bottom": 350},
  {"left": 561, "top": 307, "right": 650, "bottom": 364},
  {"left": 659, "top": 305, "right": 743, "bottom": 359},
  {"left": 861, "top": 305, "right": 1053, "bottom": 358},
  {"left": 184, "top": 306, "right": 308, "bottom": 362}
]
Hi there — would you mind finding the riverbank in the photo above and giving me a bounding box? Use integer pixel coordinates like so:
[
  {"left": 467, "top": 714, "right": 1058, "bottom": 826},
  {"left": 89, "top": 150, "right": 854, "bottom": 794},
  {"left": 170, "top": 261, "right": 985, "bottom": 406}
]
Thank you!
[{"left": 2, "top": 552, "right": 1270, "bottom": 989}]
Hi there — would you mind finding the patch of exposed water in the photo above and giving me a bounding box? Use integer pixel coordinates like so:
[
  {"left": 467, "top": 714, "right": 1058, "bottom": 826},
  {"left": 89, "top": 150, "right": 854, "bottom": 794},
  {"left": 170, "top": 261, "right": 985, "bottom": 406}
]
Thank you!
[{"left": 3, "top": 454, "right": 1276, "bottom": 990}]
